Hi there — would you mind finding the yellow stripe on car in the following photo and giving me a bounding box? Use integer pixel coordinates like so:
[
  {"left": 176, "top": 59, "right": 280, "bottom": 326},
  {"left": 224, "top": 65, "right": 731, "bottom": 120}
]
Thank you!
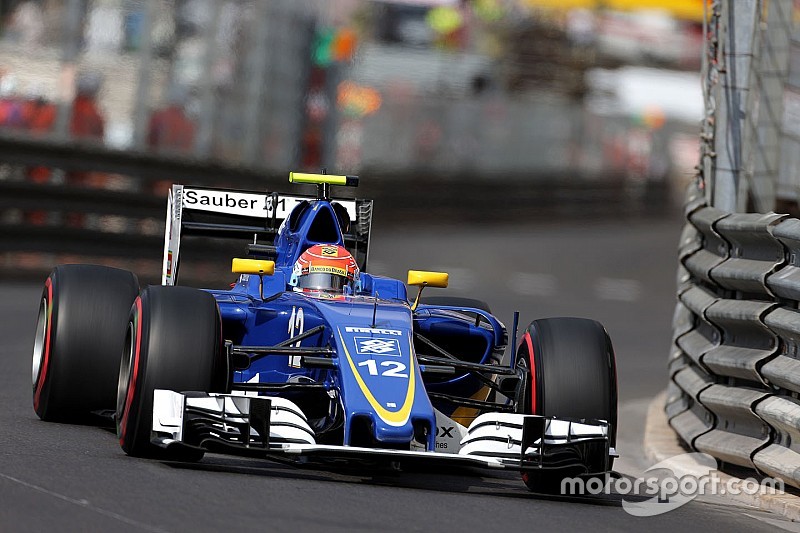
[{"left": 338, "top": 329, "right": 415, "bottom": 427}]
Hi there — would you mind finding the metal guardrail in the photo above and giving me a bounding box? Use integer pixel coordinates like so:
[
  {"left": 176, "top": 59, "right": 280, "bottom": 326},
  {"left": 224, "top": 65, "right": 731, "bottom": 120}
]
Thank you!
[
  {"left": 665, "top": 1, "right": 800, "bottom": 486},
  {"left": 0, "top": 133, "right": 672, "bottom": 284},
  {"left": 668, "top": 181, "right": 800, "bottom": 487}
]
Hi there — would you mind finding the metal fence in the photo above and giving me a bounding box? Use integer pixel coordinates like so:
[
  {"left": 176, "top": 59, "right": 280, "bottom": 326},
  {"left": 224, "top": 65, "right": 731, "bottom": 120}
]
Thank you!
[
  {"left": 667, "top": 0, "right": 800, "bottom": 488},
  {"left": 0, "top": 131, "right": 667, "bottom": 285},
  {"left": 0, "top": 0, "right": 315, "bottom": 170},
  {"left": 0, "top": 1, "right": 702, "bottom": 181},
  {"left": 360, "top": 93, "right": 579, "bottom": 175},
  {"left": 700, "top": 0, "right": 800, "bottom": 212}
]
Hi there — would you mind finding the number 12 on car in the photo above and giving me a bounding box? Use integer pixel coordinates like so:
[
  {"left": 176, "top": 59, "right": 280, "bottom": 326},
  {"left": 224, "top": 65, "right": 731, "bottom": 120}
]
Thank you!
[{"left": 357, "top": 359, "right": 408, "bottom": 378}]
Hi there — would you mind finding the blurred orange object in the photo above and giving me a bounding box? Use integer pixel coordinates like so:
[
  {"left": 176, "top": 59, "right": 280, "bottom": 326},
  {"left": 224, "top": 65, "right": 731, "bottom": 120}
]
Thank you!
[
  {"left": 332, "top": 27, "right": 357, "bottom": 62},
  {"left": 337, "top": 82, "right": 382, "bottom": 118}
]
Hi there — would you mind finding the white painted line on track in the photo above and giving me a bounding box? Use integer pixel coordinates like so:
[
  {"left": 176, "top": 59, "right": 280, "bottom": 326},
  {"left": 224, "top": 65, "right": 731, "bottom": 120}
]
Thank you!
[
  {"left": 508, "top": 272, "right": 558, "bottom": 297},
  {"left": 594, "top": 278, "right": 643, "bottom": 302},
  {"left": 0, "top": 471, "right": 171, "bottom": 533}
]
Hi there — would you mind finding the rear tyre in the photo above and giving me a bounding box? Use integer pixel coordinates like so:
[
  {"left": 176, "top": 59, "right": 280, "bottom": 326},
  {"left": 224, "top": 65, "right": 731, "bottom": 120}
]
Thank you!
[
  {"left": 33, "top": 265, "right": 139, "bottom": 422},
  {"left": 515, "top": 317, "right": 617, "bottom": 493},
  {"left": 117, "top": 286, "right": 226, "bottom": 460}
]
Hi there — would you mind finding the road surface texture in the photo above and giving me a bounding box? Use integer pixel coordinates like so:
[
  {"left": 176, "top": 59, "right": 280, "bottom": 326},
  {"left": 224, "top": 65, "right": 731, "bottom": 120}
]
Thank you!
[{"left": 2, "top": 216, "right": 797, "bottom": 532}]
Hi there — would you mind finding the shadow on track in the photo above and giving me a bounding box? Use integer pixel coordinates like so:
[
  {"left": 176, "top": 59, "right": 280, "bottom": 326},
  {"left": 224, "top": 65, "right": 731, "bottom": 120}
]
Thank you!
[{"left": 161, "top": 454, "right": 652, "bottom": 508}]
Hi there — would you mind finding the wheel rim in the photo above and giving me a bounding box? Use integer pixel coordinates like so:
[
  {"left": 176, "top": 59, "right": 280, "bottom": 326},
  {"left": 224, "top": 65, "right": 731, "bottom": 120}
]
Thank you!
[
  {"left": 117, "top": 321, "right": 135, "bottom": 420},
  {"left": 31, "top": 298, "right": 47, "bottom": 388},
  {"left": 515, "top": 350, "right": 530, "bottom": 414}
]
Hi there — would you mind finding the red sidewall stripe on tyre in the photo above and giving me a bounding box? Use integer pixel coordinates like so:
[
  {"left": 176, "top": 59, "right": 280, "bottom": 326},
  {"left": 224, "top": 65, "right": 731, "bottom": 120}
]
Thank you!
[
  {"left": 33, "top": 277, "right": 53, "bottom": 412},
  {"left": 120, "top": 297, "right": 143, "bottom": 444},
  {"left": 522, "top": 332, "right": 537, "bottom": 415},
  {"left": 520, "top": 331, "right": 538, "bottom": 488}
]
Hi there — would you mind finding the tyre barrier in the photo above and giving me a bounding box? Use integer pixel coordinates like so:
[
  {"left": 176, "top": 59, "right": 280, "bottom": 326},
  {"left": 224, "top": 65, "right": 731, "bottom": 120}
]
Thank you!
[{"left": 668, "top": 182, "right": 800, "bottom": 486}]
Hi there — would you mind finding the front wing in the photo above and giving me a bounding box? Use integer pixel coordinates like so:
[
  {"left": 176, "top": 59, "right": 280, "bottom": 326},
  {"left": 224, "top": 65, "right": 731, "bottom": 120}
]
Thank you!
[{"left": 151, "top": 390, "right": 614, "bottom": 474}]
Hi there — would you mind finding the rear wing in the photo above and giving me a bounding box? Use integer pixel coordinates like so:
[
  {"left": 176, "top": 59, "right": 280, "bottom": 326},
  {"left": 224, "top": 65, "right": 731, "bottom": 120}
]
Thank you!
[{"left": 162, "top": 184, "right": 373, "bottom": 285}]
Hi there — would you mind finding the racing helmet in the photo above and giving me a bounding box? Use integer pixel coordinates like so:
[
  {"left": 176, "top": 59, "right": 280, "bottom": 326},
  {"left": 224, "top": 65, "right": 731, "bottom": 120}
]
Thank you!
[{"left": 289, "top": 244, "right": 359, "bottom": 294}]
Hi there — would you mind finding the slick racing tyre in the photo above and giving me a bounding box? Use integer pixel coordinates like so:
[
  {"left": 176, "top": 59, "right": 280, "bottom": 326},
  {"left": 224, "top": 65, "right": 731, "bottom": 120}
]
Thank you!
[
  {"left": 117, "top": 286, "right": 226, "bottom": 459},
  {"left": 515, "top": 317, "right": 618, "bottom": 493},
  {"left": 33, "top": 265, "right": 139, "bottom": 422}
]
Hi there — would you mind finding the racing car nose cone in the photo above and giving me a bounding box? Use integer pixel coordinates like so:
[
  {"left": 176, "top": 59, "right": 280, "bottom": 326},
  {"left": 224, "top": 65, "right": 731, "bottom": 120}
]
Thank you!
[{"left": 373, "top": 419, "right": 415, "bottom": 442}]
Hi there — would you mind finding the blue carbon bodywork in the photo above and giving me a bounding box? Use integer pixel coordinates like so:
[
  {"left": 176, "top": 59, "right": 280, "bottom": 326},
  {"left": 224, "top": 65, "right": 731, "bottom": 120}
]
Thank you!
[{"left": 203, "top": 194, "right": 506, "bottom": 449}]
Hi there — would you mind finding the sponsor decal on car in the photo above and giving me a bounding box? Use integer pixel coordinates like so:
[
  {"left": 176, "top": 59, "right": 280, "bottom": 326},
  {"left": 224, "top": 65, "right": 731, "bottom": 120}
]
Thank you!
[
  {"left": 184, "top": 189, "right": 267, "bottom": 216},
  {"left": 338, "top": 329, "right": 415, "bottom": 427},
  {"left": 308, "top": 265, "right": 348, "bottom": 276},
  {"left": 181, "top": 188, "right": 358, "bottom": 220},
  {"left": 355, "top": 337, "right": 401, "bottom": 356},
  {"left": 321, "top": 246, "right": 338, "bottom": 256},
  {"left": 432, "top": 410, "right": 467, "bottom": 453},
  {"left": 344, "top": 326, "right": 402, "bottom": 336},
  {"left": 174, "top": 188, "right": 183, "bottom": 221}
]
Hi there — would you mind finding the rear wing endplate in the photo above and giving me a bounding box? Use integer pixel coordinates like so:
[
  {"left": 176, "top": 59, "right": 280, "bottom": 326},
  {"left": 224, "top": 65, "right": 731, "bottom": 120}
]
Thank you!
[{"left": 162, "top": 184, "right": 372, "bottom": 285}]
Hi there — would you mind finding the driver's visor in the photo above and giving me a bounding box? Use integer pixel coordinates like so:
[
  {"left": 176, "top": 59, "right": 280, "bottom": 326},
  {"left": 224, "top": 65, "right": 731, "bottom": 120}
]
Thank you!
[{"left": 297, "top": 272, "right": 349, "bottom": 292}]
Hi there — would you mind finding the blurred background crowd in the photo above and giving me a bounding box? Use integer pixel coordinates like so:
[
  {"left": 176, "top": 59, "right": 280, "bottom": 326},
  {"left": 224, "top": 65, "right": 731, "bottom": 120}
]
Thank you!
[
  {"left": 0, "top": 0, "right": 708, "bottom": 282},
  {"left": 0, "top": 0, "right": 704, "bottom": 194}
]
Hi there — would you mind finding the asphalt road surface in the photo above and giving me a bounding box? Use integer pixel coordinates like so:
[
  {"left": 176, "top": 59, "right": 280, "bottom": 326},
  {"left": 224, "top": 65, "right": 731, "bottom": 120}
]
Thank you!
[{"left": 2, "top": 216, "right": 798, "bottom": 532}]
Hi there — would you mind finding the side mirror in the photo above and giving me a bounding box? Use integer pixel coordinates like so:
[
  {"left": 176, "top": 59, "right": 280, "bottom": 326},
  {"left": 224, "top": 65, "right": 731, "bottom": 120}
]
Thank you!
[
  {"left": 407, "top": 270, "right": 449, "bottom": 288},
  {"left": 232, "top": 258, "right": 275, "bottom": 276},
  {"left": 407, "top": 270, "right": 449, "bottom": 310},
  {"left": 232, "top": 259, "right": 275, "bottom": 299}
]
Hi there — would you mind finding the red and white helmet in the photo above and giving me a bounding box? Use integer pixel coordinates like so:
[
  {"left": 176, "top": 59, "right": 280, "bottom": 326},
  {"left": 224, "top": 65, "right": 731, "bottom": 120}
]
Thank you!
[{"left": 289, "top": 244, "right": 359, "bottom": 294}]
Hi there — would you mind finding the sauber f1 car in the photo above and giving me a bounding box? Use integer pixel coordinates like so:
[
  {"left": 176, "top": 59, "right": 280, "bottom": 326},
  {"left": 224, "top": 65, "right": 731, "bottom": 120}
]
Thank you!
[{"left": 31, "top": 172, "right": 618, "bottom": 492}]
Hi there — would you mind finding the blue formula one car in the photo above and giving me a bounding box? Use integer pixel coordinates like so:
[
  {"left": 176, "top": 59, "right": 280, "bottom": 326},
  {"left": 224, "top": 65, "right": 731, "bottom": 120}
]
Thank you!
[{"left": 31, "top": 172, "right": 618, "bottom": 492}]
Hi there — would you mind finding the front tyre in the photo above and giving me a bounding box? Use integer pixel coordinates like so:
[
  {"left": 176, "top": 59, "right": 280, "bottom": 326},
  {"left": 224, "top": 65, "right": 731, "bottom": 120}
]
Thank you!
[
  {"left": 33, "top": 265, "right": 139, "bottom": 422},
  {"left": 117, "top": 286, "right": 226, "bottom": 459},
  {"left": 515, "top": 317, "right": 617, "bottom": 493}
]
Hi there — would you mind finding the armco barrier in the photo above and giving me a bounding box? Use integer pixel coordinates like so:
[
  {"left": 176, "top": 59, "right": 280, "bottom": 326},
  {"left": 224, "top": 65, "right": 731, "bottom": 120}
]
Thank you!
[
  {"left": 753, "top": 396, "right": 800, "bottom": 482},
  {"left": 711, "top": 213, "right": 788, "bottom": 295},
  {"left": 665, "top": 0, "right": 800, "bottom": 485},
  {"left": 0, "top": 133, "right": 673, "bottom": 284},
  {"left": 767, "top": 219, "right": 800, "bottom": 300},
  {"left": 668, "top": 181, "right": 800, "bottom": 487}
]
